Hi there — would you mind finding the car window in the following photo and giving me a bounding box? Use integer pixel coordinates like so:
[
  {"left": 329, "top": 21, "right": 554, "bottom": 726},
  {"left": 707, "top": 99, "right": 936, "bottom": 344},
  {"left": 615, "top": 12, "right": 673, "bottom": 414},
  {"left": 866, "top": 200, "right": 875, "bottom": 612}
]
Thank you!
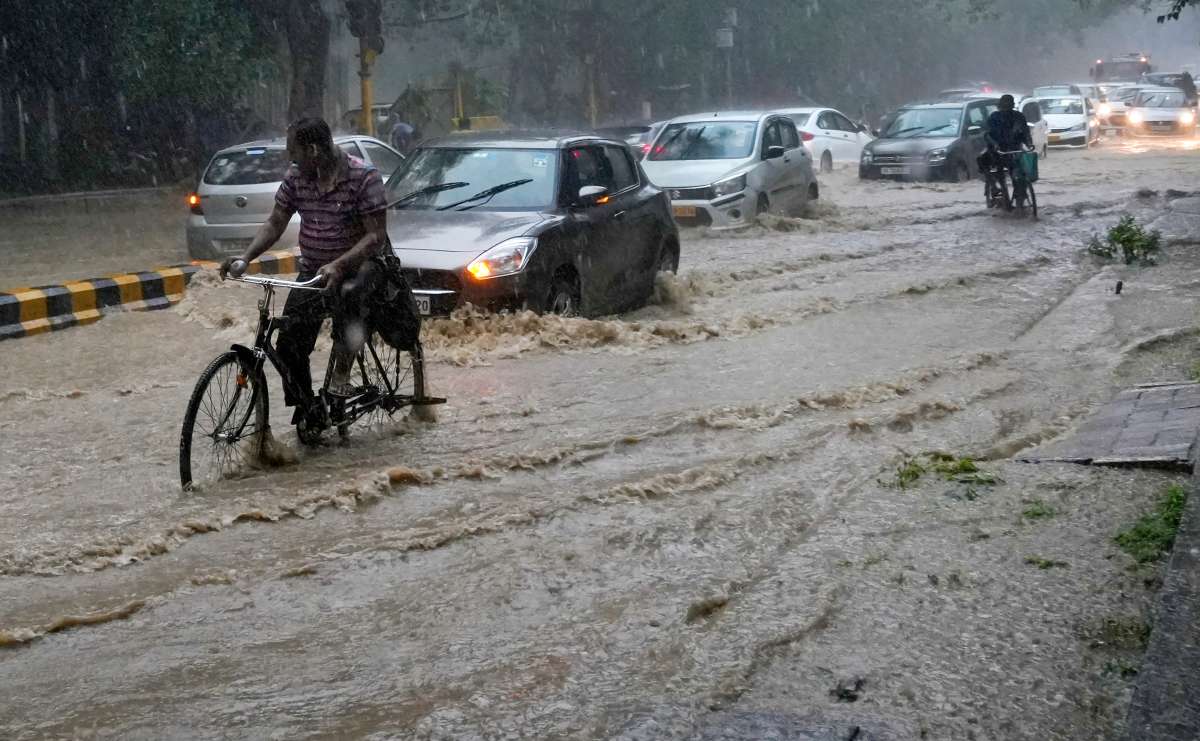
[
  {"left": 1038, "top": 98, "right": 1084, "bottom": 114},
  {"left": 564, "top": 146, "right": 615, "bottom": 200},
  {"left": 763, "top": 120, "right": 784, "bottom": 151},
  {"left": 883, "top": 107, "right": 962, "bottom": 137},
  {"left": 789, "top": 113, "right": 811, "bottom": 127},
  {"left": 360, "top": 141, "right": 403, "bottom": 177},
  {"left": 1021, "top": 102, "right": 1042, "bottom": 123},
  {"left": 602, "top": 145, "right": 638, "bottom": 191},
  {"left": 831, "top": 112, "right": 857, "bottom": 132},
  {"left": 816, "top": 112, "right": 833, "bottom": 130},
  {"left": 203, "top": 148, "right": 291, "bottom": 185},
  {"left": 386, "top": 147, "right": 558, "bottom": 210},
  {"left": 1136, "top": 90, "right": 1186, "bottom": 107},
  {"left": 339, "top": 141, "right": 363, "bottom": 158},
  {"left": 648, "top": 121, "right": 758, "bottom": 161},
  {"left": 966, "top": 105, "right": 987, "bottom": 131},
  {"left": 779, "top": 119, "right": 801, "bottom": 149}
]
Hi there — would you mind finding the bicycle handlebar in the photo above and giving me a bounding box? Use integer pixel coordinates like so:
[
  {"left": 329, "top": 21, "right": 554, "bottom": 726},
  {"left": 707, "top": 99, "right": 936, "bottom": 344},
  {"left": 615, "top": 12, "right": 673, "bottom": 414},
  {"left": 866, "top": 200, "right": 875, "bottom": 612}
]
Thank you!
[{"left": 233, "top": 273, "right": 325, "bottom": 290}]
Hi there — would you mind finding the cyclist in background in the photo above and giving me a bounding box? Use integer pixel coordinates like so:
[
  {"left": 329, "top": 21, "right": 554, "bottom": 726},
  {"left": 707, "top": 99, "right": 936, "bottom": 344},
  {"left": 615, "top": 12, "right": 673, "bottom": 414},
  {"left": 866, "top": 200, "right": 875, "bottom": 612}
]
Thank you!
[{"left": 978, "top": 94, "right": 1033, "bottom": 204}]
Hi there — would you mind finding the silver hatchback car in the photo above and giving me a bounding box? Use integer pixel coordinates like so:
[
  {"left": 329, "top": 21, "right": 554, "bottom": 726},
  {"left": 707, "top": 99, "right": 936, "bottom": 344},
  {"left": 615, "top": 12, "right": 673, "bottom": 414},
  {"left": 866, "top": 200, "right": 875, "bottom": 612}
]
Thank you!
[{"left": 186, "top": 135, "right": 405, "bottom": 260}]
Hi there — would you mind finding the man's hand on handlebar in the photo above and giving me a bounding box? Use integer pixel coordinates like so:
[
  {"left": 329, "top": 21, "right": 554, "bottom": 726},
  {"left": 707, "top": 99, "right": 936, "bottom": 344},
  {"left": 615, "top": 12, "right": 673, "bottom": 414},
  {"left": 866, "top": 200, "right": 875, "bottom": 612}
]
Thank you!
[
  {"left": 220, "top": 257, "right": 249, "bottom": 280},
  {"left": 316, "top": 262, "right": 344, "bottom": 295}
]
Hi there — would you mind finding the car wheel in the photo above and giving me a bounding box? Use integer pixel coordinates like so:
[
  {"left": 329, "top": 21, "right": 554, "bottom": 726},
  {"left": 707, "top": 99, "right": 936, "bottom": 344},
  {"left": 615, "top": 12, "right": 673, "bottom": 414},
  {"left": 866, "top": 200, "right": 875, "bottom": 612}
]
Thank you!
[
  {"left": 820, "top": 151, "right": 833, "bottom": 173},
  {"left": 546, "top": 272, "right": 580, "bottom": 317},
  {"left": 755, "top": 193, "right": 770, "bottom": 217},
  {"left": 954, "top": 161, "right": 970, "bottom": 183},
  {"left": 657, "top": 240, "right": 679, "bottom": 274},
  {"left": 808, "top": 182, "right": 819, "bottom": 201}
]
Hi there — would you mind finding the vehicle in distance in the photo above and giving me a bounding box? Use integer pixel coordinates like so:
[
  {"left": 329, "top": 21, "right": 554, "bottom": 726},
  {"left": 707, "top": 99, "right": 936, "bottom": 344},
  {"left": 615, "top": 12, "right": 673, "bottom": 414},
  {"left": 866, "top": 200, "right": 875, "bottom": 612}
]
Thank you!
[
  {"left": 595, "top": 121, "right": 668, "bottom": 160},
  {"left": 384, "top": 131, "right": 680, "bottom": 317},
  {"left": 186, "top": 136, "right": 405, "bottom": 261},
  {"left": 1037, "top": 95, "right": 1101, "bottom": 148},
  {"left": 641, "top": 111, "right": 818, "bottom": 228},
  {"left": 776, "top": 107, "right": 874, "bottom": 172},
  {"left": 1125, "top": 87, "right": 1197, "bottom": 137},
  {"left": 860, "top": 98, "right": 997, "bottom": 181}
]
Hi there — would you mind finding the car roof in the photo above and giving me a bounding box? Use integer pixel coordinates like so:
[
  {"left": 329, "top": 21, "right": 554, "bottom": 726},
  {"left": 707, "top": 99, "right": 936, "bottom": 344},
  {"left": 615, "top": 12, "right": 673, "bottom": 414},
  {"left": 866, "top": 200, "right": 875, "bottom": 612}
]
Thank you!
[
  {"left": 419, "top": 129, "right": 613, "bottom": 150},
  {"left": 899, "top": 101, "right": 972, "bottom": 109},
  {"left": 667, "top": 111, "right": 773, "bottom": 124},
  {"left": 214, "top": 134, "right": 380, "bottom": 155},
  {"left": 773, "top": 107, "right": 828, "bottom": 115}
]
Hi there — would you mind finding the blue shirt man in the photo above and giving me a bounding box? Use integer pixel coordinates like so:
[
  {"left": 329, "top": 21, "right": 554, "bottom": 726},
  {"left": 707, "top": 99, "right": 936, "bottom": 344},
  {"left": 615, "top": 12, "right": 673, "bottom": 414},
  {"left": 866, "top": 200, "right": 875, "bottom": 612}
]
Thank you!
[{"left": 987, "top": 95, "right": 1032, "bottom": 151}]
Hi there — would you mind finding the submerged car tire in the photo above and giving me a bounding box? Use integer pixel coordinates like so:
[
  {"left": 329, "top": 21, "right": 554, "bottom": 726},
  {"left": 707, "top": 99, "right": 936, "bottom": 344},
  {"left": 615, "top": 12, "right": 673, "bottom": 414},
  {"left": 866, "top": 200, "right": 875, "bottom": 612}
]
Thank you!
[
  {"left": 657, "top": 239, "right": 680, "bottom": 274},
  {"left": 808, "top": 182, "right": 819, "bottom": 201},
  {"left": 755, "top": 193, "right": 770, "bottom": 217},
  {"left": 820, "top": 151, "right": 833, "bottom": 173},
  {"left": 953, "top": 161, "right": 970, "bottom": 183},
  {"left": 546, "top": 272, "right": 580, "bottom": 317}
]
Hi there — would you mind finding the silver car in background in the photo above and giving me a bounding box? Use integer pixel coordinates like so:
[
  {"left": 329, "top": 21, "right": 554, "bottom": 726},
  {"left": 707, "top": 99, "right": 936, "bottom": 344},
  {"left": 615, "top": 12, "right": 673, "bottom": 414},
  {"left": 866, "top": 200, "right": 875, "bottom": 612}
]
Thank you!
[
  {"left": 641, "top": 111, "right": 818, "bottom": 229},
  {"left": 186, "top": 135, "right": 405, "bottom": 260}
]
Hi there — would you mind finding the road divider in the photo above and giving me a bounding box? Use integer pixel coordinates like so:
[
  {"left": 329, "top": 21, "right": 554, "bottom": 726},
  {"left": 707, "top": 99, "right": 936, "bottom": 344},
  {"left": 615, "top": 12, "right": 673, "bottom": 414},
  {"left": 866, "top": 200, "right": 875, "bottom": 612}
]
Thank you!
[{"left": 0, "top": 249, "right": 298, "bottom": 341}]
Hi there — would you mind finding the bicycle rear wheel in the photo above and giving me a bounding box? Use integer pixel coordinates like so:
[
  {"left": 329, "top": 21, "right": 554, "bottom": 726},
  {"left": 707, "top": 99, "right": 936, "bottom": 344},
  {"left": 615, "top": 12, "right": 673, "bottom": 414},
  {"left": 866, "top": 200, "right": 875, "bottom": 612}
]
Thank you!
[
  {"left": 180, "top": 352, "right": 268, "bottom": 491},
  {"left": 348, "top": 335, "right": 425, "bottom": 431}
]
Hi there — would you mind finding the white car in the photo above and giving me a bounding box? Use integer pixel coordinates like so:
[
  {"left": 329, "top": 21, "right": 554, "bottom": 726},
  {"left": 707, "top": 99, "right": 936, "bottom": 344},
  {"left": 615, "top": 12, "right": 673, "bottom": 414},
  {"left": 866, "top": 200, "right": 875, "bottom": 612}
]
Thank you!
[
  {"left": 776, "top": 107, "right": 874, "bottom": 172},
  {"left": 186, "top": 135, "right": 405, "bottom": 260},
  {"left": 1038, "top": 96, "right": 1101, "bottom": 148},
  {"left": 1126, "top": 87, "right": 1198, "bottom": 137},
  {"left": 642, "top": 111, "right": 818, "bottom": 229}
]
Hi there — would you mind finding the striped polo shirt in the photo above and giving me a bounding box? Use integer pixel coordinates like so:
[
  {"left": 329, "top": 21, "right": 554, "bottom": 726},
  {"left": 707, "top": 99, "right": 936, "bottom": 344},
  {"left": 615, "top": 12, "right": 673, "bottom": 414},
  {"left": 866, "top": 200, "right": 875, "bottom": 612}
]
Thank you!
[{"left": 275, "top": 153, "right": 388, "bottom": 271}]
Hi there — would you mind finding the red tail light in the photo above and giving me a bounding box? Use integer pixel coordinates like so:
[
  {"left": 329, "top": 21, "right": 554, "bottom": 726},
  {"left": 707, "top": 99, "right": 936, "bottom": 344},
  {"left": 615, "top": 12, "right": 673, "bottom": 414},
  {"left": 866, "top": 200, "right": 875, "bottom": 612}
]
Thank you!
[
  {"left": 641, "top": 142, "right": 652, "bottom": 156},
  {"left": 800, "top": 131, "right": 814, "bottom": 141},
  {"left": 187, "top": 193, "right": 203, "bottom": 215}
]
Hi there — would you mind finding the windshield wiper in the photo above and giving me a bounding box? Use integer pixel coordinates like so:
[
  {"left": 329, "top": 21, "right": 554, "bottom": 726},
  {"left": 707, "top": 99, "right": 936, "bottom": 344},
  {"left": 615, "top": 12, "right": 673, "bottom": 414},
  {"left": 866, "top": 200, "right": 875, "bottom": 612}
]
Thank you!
[
  {"left": 388, "top": 181, "right": 470, "bottom": 209},
  {"left": 886, "top": 126, "right": 926, "bottom": 138},
  {"left": 679, "top": 126, "right": 707, "bottom": 159},
  {"left": 436, "top": 179, "right": 533, "bottom": 211}
]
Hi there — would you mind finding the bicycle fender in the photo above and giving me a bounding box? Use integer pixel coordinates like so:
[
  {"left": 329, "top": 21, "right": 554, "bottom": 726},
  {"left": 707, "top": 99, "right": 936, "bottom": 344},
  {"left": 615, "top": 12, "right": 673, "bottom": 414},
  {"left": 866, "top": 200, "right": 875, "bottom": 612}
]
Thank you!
[{"left": 229, "top": 344, "right": 261, "bottom": 372}]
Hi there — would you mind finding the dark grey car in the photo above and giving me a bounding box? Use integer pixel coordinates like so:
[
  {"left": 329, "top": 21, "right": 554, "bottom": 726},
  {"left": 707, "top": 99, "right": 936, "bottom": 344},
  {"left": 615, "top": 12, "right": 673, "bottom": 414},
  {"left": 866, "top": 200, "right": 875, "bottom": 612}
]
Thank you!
[
  {"left": 859, "top": 99, "right": 998, "bottom": 182},
  {"left": 386, "top": 131, "right": 681, "bottom": 317}
]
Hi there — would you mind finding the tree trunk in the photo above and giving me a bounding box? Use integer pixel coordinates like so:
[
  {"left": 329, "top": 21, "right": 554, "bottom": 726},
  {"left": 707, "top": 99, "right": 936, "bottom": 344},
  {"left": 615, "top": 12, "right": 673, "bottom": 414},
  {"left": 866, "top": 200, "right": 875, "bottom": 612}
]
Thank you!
[{"left": 285, "top": 0, "right": 331, "bottom": 123}]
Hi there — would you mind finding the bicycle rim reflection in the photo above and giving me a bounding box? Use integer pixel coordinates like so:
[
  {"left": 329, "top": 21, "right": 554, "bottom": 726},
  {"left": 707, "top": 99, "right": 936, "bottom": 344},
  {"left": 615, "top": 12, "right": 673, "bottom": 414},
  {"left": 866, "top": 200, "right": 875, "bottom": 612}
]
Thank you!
[{"left": 191, "top": 361, "right": 261, "bottom": 489}]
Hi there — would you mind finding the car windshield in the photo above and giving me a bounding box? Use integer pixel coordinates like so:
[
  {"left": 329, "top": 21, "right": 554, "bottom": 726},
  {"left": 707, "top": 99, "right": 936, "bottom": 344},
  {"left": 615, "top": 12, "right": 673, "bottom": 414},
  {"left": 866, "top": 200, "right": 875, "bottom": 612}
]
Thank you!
[
  {"left": 648, "top": 122, "right": 758, "bottom": 161},
  {"left": 203, "top": 148, "right": 291, "bottom": 185},
  {"left": 1038, "top": 98, "right": 1084, "bottom": 115},
  {"left": 1136, "top": 91, "right": 1186, "bottom": 108},
  {"left": 883, "top": 108, "right": 962, "bottom": 137},
  {"left": 386, "top": 147, "right": 558, "bottom": 210},
  {"left": 1034, "top": 86, "right": 1075, "bottom": 97}
]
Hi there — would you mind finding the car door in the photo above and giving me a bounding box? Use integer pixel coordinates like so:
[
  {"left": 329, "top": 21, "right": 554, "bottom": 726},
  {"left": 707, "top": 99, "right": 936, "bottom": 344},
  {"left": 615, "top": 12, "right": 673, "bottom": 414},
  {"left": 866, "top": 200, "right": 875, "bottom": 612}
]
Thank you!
[
  {"left": 813, "top": 110, "right": 841, "bottom": 163},
  {"left": 963, "top": 103, "right": 989, "bottom": 170},
  {"left": 778, "top": 118, "right": 811, "bottom": 210},
  {"left": 829, "top": 111, "right": 863, "bottom": 160},
  {"left": 560, "top": 144, "right": 624, "bottom": 313},
  {"left": 600, "top": 143, "right": 658, "bottom": 307},
  {"left": 757, "top": 118, "right": 789, "bottom": 210},
  {"left": 358, "top": 140, "right": 406, "bottom": 180},
  {"left": 1021, "top": 100, "right": 1046, "bottom": 152}
]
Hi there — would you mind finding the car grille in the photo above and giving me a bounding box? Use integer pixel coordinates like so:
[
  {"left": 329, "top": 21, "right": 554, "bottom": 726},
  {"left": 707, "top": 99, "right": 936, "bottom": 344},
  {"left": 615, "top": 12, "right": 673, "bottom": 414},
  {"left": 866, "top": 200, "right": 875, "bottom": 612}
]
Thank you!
[
  {"left": 1049, "top": 127, "right": 1078, "bottom": 134},
  {"left": 872, "top": 154, "right": 921, "bottom": 164},
  {"left": 666, "top": 186, "right": 713, "bottom": 201},
  {"left": 402, "top": 268, "right": 462, "bottom": 294},
  {"left": 1145, "top": 121, "right": 1184, "bottom": 133}
]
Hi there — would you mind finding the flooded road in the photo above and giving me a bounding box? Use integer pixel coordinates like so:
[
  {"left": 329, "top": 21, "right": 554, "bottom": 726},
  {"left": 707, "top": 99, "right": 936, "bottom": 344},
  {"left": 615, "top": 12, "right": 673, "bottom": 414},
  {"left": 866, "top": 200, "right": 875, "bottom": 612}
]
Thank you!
[{"left": 2, "top": 140, "right": 1199, "bottom": 739}]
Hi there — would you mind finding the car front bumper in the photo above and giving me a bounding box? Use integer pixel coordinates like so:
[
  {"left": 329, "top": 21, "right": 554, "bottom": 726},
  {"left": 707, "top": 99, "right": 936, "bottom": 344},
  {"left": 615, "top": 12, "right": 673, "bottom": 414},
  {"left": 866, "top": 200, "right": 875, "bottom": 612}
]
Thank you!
[
  {"left": 403, "top": 266, "right": 533, "bottom": 316},
  {"left": 1126, "top": 120, "right": 1197, "bottom": 137},
  {"left": 1047, "top": 132, "right": 1090, "bottom": 147},
  {"left": 186, "top": 217, "right": 300, "bottom": 261},
  {"left": 669, "top": 193, "right": 754, "bottom": 229}
]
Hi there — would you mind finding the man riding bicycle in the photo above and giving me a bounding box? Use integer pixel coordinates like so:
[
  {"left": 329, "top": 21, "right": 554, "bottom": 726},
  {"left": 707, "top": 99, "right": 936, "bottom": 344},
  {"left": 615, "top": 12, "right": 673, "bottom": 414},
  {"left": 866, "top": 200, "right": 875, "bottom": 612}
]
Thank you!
[
  {"left": 977, "top": 94, "right": 1033, "bottom": 206},
  {"left": 220, "top": 117, "right": 388, "bottom": 423}
]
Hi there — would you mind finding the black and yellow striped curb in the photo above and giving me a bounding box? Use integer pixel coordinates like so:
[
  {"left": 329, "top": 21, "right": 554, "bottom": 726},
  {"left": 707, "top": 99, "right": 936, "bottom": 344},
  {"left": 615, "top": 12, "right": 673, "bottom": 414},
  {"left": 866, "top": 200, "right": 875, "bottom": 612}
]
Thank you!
[{"left": 0, "top": 250, "right": 297, "bottom": 341}]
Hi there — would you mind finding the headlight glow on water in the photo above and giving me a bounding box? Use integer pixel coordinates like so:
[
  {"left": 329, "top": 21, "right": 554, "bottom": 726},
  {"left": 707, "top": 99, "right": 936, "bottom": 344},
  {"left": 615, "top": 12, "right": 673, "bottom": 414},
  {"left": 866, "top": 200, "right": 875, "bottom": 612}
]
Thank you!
[
  {"left": 1180, "top": 110, "right": 1196, "bottom": 125},
  {"left": 1129, "top": 110, "right": 1144, "bottom": 125}
]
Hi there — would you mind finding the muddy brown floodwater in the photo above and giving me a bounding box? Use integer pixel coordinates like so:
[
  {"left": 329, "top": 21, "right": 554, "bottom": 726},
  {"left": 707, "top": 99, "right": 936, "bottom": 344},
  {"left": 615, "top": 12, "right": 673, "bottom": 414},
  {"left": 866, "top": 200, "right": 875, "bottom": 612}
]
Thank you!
[{"left": 1, "top": 140, "right": 1199, "bottom": 740}]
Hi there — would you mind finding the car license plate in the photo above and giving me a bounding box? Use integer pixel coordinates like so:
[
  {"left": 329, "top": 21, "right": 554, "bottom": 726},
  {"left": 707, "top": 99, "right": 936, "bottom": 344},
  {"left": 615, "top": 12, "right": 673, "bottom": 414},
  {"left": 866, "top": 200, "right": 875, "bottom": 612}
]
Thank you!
[
  {"left": 415, "top": 295, "right": 431, "bottom": 316},
  {"left": 673, "top": 205, "right": 697, "bottom": 218},
  {"left": 881, "top": 166, "right": 909, "bottom": 176}
]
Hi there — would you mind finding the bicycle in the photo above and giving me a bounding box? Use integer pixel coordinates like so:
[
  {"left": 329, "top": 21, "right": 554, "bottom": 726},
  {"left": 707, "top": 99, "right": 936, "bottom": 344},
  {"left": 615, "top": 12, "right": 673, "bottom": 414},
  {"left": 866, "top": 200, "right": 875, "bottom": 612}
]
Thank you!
[
  {"left": 179, "top": 272, "right": 443, "bottom": 491},
  {"left": 984, "top": 148, "right": 1038, "bottom": 220}
]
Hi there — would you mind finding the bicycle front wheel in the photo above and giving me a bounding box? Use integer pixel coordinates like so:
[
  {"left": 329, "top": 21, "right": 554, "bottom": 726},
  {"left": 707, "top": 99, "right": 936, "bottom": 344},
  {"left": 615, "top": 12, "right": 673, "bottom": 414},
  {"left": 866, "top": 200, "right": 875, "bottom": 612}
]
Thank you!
[{"left": 180, "top": 352, "right": 269, "bottom": 491}]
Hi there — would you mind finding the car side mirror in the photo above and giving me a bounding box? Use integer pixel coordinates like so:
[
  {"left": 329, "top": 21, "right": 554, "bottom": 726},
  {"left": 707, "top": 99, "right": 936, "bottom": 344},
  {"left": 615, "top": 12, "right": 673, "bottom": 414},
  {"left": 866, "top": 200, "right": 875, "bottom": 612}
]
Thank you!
[
  {"left": 577, "top": 185, "right": 609, "bottom": 207},
  {"left": 857, "top": 123, "right": 867, "bottom": 133},
  {"left": 871, "top": 128, "right": 881, "bottom": 137},
  {"left": 763, "top": 145, "right": 786, "bottom": 160}
]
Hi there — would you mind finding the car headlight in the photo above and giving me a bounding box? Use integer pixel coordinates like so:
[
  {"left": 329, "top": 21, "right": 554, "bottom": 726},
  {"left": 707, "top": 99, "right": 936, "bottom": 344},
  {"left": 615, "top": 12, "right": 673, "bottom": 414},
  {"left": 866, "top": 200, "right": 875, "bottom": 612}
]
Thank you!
[
  {"left": 927, "top": 147, "right": 948, "bottom": 163},
  {"left": 1180, "top": 110, "right": 1196, "bottom": 125},
  {"left": 1098, "top": 102, "right": 1112, "bottom": 117},
  {"left": 1129, "top": 110, "right": 1143, "bottom": 125},
  {"left": 711, "top": 174, "right": 747, "bottom": 198},
  {"left": 467, "top": 237, "right": 537, "bottom": 281}
]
